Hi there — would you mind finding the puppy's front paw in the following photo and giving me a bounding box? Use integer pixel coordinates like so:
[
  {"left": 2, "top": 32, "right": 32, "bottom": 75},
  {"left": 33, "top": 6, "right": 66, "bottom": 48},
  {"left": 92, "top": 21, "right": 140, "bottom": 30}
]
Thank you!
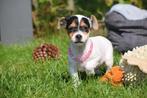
[
  {"left": 73, "top": 79, "right": 81, "bottom": 88},
  {"left": 72, "top": 73, "right": 81, "bottom": 88}
]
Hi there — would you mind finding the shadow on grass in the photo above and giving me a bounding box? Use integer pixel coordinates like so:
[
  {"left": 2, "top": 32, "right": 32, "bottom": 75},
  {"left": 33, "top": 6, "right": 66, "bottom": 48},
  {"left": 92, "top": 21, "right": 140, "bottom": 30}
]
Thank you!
[{"left": 60, "top": 65, "right": 107, "bottom": 83}]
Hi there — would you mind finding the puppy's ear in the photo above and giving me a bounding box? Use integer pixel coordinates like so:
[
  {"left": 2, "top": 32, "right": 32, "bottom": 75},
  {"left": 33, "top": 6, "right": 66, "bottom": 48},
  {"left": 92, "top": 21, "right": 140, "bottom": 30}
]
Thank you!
[
  {"left": 90, "top": 15, "right": 99, "bottom": 30},
  {"left": 57, "top": 17, "right": 67, "bottom": 29}
]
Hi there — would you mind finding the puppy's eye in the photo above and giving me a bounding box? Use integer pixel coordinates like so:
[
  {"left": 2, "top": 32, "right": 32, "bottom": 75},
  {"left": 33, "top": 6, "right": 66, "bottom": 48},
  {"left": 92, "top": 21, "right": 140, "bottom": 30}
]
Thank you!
[
  {"left": 67, "top": 27, "right": 78, "bottom": 33},
  {"left": 80, "top": 26, "right": 89, "bottom": 32}
]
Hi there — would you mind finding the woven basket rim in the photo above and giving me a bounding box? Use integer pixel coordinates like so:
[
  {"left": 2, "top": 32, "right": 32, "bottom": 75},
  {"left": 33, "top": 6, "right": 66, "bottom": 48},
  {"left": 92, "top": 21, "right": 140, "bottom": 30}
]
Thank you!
[{"left": 122, "top": 58, "right": 147, "bottom": 74}]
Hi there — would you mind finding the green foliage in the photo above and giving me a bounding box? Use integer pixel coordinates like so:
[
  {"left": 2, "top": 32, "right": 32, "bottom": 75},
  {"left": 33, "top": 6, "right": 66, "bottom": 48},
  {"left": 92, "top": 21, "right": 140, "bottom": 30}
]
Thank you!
[
  {"left": 75, "top": 0, "right": 108, "bottom": 19},
  {"left": 75, "top": 0, "right": 144, "bottom": 19},
  {"left": 32, "top": 0, "right": 147, "bottom": 37},
  {"left": 105, "top": 0, "right": 143, "bottom": 7},
  {"left": 32, "top": 0, "right": 69, "bottom": 37},
  {"left": 38, "top": 0, "right": 48, "bottom": 3}
]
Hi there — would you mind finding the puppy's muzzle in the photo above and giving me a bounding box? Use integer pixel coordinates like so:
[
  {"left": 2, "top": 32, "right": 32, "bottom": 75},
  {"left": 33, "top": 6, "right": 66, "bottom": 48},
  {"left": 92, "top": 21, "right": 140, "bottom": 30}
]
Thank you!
[{"left": 75, "top": 34, "right": 82, "bottom": 43}]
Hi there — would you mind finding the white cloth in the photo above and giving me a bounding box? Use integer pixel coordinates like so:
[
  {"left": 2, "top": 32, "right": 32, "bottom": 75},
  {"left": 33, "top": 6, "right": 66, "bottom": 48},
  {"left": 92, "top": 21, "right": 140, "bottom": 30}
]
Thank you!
[{"left": 108, "top": 4, "right": 147, "bottom": 20}]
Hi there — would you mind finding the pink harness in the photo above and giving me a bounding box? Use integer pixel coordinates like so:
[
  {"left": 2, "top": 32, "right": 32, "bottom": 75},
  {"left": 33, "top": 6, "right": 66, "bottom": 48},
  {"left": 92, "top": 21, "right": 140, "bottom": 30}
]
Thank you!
[{"left": 68, "top": 40, "right": 93, "bottom": 63}]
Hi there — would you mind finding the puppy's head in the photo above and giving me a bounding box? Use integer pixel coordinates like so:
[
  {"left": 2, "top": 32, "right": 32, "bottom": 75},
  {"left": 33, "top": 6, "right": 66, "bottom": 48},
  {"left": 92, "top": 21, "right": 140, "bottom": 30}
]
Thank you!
[{"left": 58, "top": 15, "right": 99, "bottom": 45}]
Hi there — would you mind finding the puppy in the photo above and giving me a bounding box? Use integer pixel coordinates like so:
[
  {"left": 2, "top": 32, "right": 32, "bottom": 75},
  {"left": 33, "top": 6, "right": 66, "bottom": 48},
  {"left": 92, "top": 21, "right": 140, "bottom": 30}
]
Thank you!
[{"left": 58, "top": 15, "right": 113, "bottom": 87}]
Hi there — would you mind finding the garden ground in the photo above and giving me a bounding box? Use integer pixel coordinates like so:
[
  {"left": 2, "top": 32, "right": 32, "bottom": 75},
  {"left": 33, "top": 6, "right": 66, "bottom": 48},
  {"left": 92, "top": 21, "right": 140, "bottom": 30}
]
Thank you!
[{"left": 0, "top": 33, "right": 147, "bottom": 98}]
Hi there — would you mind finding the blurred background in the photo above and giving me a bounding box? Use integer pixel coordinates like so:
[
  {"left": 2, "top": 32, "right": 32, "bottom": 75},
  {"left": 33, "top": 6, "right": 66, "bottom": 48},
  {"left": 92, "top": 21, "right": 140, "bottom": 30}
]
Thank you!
[{"left": 32, "top": 0, "right": 147, "bottom": 38}]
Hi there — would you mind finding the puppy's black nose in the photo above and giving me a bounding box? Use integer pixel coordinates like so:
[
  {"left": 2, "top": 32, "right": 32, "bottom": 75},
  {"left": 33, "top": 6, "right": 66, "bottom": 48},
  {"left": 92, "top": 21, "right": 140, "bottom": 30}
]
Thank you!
[{"left": 76, "top": 34, "right": 82, "bottom": 40}]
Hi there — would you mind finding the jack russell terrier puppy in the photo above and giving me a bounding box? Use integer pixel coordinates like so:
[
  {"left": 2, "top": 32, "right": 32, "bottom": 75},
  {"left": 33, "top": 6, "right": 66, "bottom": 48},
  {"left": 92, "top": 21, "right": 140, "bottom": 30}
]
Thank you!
[{"left": 58, "top": 15, "right": 113, "bottom": 87}]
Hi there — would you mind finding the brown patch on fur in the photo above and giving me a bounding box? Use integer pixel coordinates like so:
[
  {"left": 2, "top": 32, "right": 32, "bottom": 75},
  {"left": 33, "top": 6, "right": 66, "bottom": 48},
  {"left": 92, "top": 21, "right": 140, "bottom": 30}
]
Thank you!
[
  {"left": 69, "top": 20, "right": 77, "bottom": 27},
  {"left": 69, "top": 32, "right": 74, "bottom": 38},
  {"left": 80, "top": 20, "right": 90, "bottom": 33},
  {"left": 68, "top": 19, "right": 77, "bottom": 38},
  {"left": 80, "top": 20, "right": 88, "bottom": 27}
]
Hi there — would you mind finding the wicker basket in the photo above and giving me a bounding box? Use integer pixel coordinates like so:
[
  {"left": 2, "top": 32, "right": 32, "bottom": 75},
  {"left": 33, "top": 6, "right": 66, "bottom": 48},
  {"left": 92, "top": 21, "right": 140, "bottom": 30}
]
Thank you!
[
  {"left": 120, "top": 59, "right": 147, "bottom": 86},
  {"left": 120, "top": 45, "right": 147, "bottom": 86}
]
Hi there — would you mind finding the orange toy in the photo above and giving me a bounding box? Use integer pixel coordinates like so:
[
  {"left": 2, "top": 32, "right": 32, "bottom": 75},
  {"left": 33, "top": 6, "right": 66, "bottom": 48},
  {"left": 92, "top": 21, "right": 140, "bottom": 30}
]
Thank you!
[{"left": 100, "top": 66, "right": 124, "bottom": 86}]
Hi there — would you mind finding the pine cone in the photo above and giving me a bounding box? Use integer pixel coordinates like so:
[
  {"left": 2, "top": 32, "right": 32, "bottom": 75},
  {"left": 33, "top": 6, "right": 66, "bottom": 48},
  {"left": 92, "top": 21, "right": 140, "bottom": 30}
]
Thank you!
[{"left": 33, "top": 43, "right": 60, "bottom": 61}]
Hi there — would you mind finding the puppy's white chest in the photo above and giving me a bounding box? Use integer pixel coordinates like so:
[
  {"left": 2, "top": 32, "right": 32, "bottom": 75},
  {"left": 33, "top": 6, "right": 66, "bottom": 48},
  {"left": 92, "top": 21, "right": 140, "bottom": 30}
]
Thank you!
[
  {"left": 69, "top": 40, "right": 93, "bottom": 62},
  {"left": 69, "top": 40, "right": 102, "bottom": 72}
]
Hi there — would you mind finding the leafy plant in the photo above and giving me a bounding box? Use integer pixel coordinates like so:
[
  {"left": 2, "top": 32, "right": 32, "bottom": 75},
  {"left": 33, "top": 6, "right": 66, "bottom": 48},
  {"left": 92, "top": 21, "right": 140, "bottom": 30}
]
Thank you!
[
  {"left": 32, "top": 0, "right": 146, "bottom": 37},
  {"left": 32, "top": 0, "right": 70, "bottom": 37}
]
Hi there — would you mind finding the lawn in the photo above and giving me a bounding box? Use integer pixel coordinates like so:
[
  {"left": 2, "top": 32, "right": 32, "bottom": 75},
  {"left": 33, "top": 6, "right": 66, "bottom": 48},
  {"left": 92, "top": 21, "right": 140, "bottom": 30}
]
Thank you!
[{"left": 0, "top": 33, "right": 147, "bottom": 98}]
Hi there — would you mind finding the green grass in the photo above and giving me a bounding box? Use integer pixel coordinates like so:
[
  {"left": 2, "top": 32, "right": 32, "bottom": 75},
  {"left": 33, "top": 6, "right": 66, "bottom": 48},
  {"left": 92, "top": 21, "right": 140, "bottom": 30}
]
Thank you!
[{"left": 0, "top": 33, "right": 147, "bottom": 98}]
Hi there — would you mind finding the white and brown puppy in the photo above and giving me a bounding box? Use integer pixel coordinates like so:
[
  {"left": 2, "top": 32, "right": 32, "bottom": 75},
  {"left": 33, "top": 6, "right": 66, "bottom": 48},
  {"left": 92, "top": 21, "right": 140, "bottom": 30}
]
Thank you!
[{"left": 58, "top": 15, "right": 113, "bottom": 87}]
